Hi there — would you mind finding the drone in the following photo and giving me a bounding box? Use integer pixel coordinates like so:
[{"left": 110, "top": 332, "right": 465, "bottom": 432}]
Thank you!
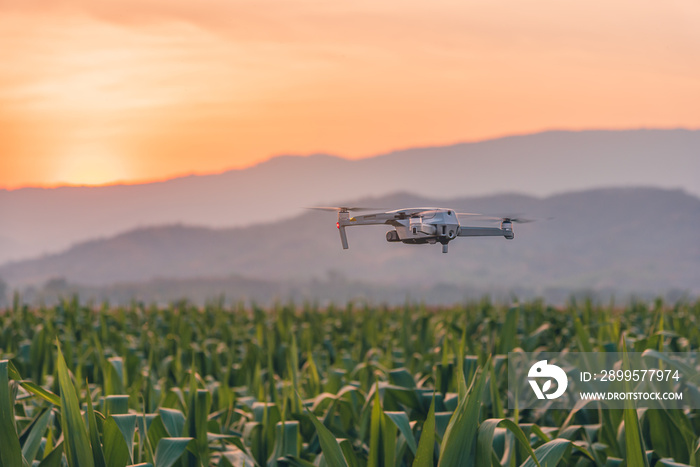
[{"left": 311, "top": 206, "right": 532, "bottom": 253}]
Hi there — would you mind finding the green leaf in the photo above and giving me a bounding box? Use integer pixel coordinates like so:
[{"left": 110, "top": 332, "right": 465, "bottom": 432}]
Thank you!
[
  {"left": 0, "top": 360, "right": 25, "bottom": 467},
  {"left": 6, "top": 360, "right": 22, "bottom": 381},
  {"left": 244, "top": 421, "right": 264, "bottom": 465},
  {"left": 305, "top": 399, "right": 349, "bottom": 467},
  {"left": 103, "top": 417, "right": 132, "bottom": 467},
  {"left": 656, "top": 459, "right": 693, "bottom": 467},
  {"left": 106, "top": 357, "right": 125, "bottom": 396},
  {"left": 434, "top": 412, "right": 453, "bottom": 440},
  {"left": 645, "top": 409, "right": 694, "bottom": 464},
  {"left": 385, "top": 411, "right": 418, "bottom": 455},
  {"left": 369, "top": 387, "right": 382, "bottom": 467},
  {"left": 112, "top": 415, "right": 137, "bottom": 464},
  {"left": 388, "top": 368, "right": 416, "bottom": 389},
  {"left": 498, "top": 307, "right": 519, "bottom": 354},
  {"left": 519, "top": 438, "right": 571, "bottom": 467},
  {"left": 338, "top": 439, "right": 360, "bottom": 467},
  {"left": 190, "top": 389, "right": 211, "bottom": 466},
  {"left": 18, "top": 380, "right": 61, "bottom": 406},
  {"left": 154, "top": 437, "right": 193, "bottom": 467},
  {"left": 574, "top": 317, "right": 593, "bottom": 353},
  {"left": 477, "top": 418, "right": 541, "bottom": 467},
  {"left": 105, "top": 395, "right": 130, "bottom": 416},
  {"left": 437, "top": 359, "right": 489, "bottom": 467},
  {"left": 456, "top": 353, "right": 468, "bottom": 401},
  {"left": 56, "top": 344, "right": 95, "bottom": 467},
  {"left": 38, "top": 442, "right": 64, "bottom": 467},
  {"left": 87, "top": 394, "right": 107, "bottom": 467},
  {"left": 8, "top": 362, "right": 61, "bottom": 406},
  {"left": 413, "top": 395, "right": 435, "bottom": 467},
  {"left": 278, "top": 457, "right": 315, "bottom": 467},
  {"left": 621, "top": 341, "right": 650, "bottom": 467},
  {"left": 21, "top": 408, "right": 52, "bottom": 463},
  {"left": 146, "top": 416, "right": 169, "bottom": 463},
  {"left": 158, "top": 408, "right": 185, "bottom": 438},
  {"left": 641, "top": 349, "right": 694, "bottom": 376},
  {"left": 270, "top": 421, "right": 300, "bottom": 461},
  {"left": 384, "top": 385, "right": 423, "bottom": 412},
  {"left": 381, "top": 411, "right": 396, "bottom": 467},
  {"left": 226, "top": 437, "right": 260, "bottom": 467}
]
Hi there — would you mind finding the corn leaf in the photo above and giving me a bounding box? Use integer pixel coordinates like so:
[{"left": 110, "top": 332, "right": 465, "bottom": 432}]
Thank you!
[
  {"left": 21, "top": 407, "right": 52, "bottom": 463},
  {"left": 56, "top": 344, "right": 95, "bottom": 467},
  {"left": 621, "top": 341, "right": 650, "bottom": 467},
  {"left": 159, "top": 408, "right": 186, "bottom": 438},
  {"left": 305, "top": 401, "right": 349, "bottom": 467},
  {"left": 519, "top": 438, "right": 571, "bottom": 467},
  {"left": 0, "top": 360, "right": 26, "bottom": 467},
  {"left": 103, "top": 416, "right": 132, "bottom": 467},
  {"left": 477, "top": 418, "right": 541, "bottom": 467},
  {"left": 437, "top": 359, "right": 489, "bottom": 467},
  {"left": 413, "top": 395, "right": 436, "bottom": 467},
  {"left": 154, "top": 437, "right": 193, "bottom": 467},
  {"left": 38, "top": 442, "right": 64, "bottom": 467},
  {"left": 385, "top": 411, "right": 418, "bottom": 456},
  {"left": 86, "top": 394, "right": 107, "bottom": 467}
]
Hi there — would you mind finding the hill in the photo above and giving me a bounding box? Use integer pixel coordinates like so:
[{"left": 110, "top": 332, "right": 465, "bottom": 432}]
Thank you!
[
  {"left": 2, "top": 187, "right": 698, "bottom": 303},
  {"left": 1, "top": 129, "right": 698, "bottom": 264}
]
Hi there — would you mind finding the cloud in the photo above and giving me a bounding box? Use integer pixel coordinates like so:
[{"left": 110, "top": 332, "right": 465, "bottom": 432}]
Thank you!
[{"left": 1, "top": 0, "right": 699, "bottom": 188}]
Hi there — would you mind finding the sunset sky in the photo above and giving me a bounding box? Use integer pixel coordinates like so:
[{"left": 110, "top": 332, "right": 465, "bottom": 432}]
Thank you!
[{"left": 1, "top": 0, "right": 698, "bottom": 189}]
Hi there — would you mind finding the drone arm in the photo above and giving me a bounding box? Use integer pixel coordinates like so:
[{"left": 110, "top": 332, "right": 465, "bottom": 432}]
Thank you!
[
  {"left": 457, "top": 226, "right": 513, "bottom": 238},
  {"left": 336, "top": 212, "right": 395, "bottom": 250},
  {"left": 345, "top": 212, "right": 396, "bottom": 225},
  {"left": 338, "top": 224, "right": 349, "bottom": 249}
]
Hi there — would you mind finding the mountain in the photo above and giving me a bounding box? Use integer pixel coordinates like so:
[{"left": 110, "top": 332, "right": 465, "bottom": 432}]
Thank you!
[
  {"left": 2, "top": 187, "right": 698, "bottom": 303},
  {"left": 1, "top": 129, "right": 699, "bottom": 264}
]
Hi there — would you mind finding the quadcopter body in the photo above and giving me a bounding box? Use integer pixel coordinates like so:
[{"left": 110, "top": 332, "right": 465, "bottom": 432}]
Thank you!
[{"left": 314, "top": 206, "right": 524, "bottom": 253}]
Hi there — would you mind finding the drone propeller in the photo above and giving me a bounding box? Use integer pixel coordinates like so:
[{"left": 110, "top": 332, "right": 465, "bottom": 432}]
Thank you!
[
  {"left": 469, "top": 214, "right": 537, "bottom": 223},
  {"left": 307, "top": 206, "right": 379, "bottom": 213},
  {"left": 499, "top": 216, "right": 535, "bottom": 224}
]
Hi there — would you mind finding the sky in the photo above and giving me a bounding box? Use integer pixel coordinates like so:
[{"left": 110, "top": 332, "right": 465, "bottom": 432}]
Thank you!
[{"left": 1, "top": 0, "right": 699, "bottom": 189}]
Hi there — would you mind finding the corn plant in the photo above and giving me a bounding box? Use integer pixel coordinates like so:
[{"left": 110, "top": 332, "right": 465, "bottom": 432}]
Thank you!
[{"left": 0, "top": 297, "right": 698, "bottom": 466}]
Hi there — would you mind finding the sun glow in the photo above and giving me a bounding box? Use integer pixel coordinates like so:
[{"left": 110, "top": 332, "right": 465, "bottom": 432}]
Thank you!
[
  {"left": 1, "top": 2, "right": 699, "bottom": 189},
  {"left": 53, "top": 145, "right": 130, "bottom": 186}
]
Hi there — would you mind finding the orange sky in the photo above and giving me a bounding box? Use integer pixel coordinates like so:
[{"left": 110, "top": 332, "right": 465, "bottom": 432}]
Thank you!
[{"left": 1, "top": 0, "right": 699, "bottom": 189}]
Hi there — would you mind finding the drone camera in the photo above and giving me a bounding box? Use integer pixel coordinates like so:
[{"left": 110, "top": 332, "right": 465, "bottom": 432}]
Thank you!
[{"left": 386, "top": 230, "right": 400, "bottom": 242}]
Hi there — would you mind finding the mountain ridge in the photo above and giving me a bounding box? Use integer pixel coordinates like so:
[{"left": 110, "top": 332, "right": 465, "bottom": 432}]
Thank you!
[
  {"left": 1, "top": 129, "right": 698, "bottom": 264},
  {"left": 2, "top": 187, "right": 698, "bottom": 300}
]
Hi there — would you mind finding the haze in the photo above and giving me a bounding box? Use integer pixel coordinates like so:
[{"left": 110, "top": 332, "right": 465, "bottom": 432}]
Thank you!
[{"left": 2, "top": 0, "right": 699, "bottom": 188}]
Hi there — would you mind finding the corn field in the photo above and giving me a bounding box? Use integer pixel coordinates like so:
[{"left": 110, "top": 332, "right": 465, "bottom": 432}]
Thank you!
[{"left": 1, "top": 297, "right": 699, "bottom": 466}]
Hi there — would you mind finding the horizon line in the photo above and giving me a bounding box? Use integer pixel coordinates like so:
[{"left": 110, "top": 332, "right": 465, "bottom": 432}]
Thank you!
[{"left": 2, "top": 125, "right": 695, "bottom": 191}]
